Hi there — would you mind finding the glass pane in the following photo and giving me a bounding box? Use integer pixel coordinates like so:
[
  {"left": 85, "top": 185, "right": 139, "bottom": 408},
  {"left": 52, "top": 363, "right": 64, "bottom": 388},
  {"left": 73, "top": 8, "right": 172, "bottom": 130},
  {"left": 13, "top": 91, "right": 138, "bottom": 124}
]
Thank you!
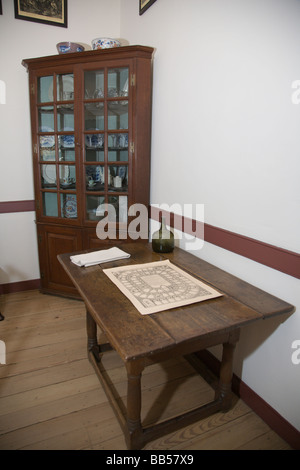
[
  {"left": 40, "top": 148, "right": 55, "bottom": 162},
  {"left": 57, "top": 104, "right": 74, "bottom": 131},
  {"left": 108, "top": 165, "right": 128, "bottom": 192},
  {"left": 85, "top": 165, "right": 105, "bottom": 191},
  {"left": 58, "top": 134, "right": 75, "bottom": 150},
  {"left": 108, "top": 101, "right": 128, "bottom": 130},
  {"left": 84, "top": 70, "right": 104, "bottom": 99},
  {"left": 38, "top": 106, "right": 54, "bottom": 132},
  {"left": 61, "top": 194, "right": 77, "bottom": 219},
  {"left": 57, "top": 74, "right": 74, "bottom": 101},
  {"left": 42, "top": 192, "right": 58, "bottom": 217},
  {"left": 38, "top": 76, "right": 53, "bottom": 103},
  {"left": 85, "top": 103, "right": 104, "bottom": 130},
  {"left": 108, "top": 195, "right": 128, "bottom": 223},
  {"left": 108, "top": 68, "right": 129, "bottom": 98},
  {"left": 41, "top": 164, "right": 57, "bottom": 188},
  {"left": 59, "top": 148, "right": 75, "bottom": 162},
  {"left": 59, "top": 164, "right": 76, "bottom": 189},
  {"left": 108, "top": 133, "right": 128, "bottom": 162},
  {"left": 39, "top": 131, "right": 55, "bottom": 162},
  {"left": 86, "top": 195, "right": 105, "bottom": 221},
  {"left": 85, "top": 133, "right": 104, "bottom": 162},
  {"left": 39, "top": 134, "right": 55, "bottom": 150},
  {"left": 85, "top": 133, "right": 104, "bottom": 149},
  {"left": 85, "top": 148, "right": 104, "bottom": 163}
]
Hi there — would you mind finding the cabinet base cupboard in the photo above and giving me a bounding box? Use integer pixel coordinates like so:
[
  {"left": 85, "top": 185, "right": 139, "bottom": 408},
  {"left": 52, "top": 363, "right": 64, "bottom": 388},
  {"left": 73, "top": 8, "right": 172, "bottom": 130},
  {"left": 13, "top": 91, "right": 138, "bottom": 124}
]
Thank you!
[{"left": 23, "top": 46, "right": 154, "bottom": 297}]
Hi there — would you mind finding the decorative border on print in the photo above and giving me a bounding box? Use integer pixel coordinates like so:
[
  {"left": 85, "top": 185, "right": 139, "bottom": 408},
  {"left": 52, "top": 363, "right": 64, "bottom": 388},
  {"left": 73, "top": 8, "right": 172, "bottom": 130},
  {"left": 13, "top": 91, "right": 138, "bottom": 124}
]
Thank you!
[
  {"left": 139, "top": 0, "right": 157, "bottom": 16},
  {"left": 14, "top": 0, "right": 67, "bottom": 28}
]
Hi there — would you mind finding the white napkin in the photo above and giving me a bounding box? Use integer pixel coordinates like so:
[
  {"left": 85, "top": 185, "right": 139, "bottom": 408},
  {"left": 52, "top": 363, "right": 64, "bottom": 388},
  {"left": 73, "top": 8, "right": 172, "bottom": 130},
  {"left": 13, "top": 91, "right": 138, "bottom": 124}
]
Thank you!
[{"left": 70, "top": 247, "right": 130, "bottom": 267}]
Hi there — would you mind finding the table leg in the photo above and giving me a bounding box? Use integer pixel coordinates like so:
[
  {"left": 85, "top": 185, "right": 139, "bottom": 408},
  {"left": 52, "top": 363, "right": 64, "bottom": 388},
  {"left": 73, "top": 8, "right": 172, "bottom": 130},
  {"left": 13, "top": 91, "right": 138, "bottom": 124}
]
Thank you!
[
  {"left": 125, "top": 361, "right": 144, "bottom": 450},
  {"left": 86, "top": 309, "right": 100, "bottom": 362},
  {"left": 215, "top": 332, "right": 239, "bottom": 411}
]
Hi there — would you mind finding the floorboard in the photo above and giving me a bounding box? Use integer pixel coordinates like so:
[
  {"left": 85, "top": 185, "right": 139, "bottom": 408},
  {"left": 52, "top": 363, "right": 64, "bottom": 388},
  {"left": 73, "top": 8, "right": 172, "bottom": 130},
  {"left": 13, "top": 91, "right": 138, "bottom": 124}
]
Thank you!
[{"left": 0, "top": 290, "right": 292, "bottom": 450}]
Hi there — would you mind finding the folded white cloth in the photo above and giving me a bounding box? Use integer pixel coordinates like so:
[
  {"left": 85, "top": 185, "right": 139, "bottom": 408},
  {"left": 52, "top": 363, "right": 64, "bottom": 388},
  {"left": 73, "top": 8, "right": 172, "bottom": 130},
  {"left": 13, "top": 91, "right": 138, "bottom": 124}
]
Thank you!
[{"left": 70, "top": 247, "right": 130, "bottom": 267}]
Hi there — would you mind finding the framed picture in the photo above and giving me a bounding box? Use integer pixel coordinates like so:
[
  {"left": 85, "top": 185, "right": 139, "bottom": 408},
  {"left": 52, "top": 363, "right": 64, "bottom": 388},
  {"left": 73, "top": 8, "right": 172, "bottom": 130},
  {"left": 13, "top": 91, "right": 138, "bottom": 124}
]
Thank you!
[
  {"left": 0, "top": 1, "right": 2, "bottom": 15},
  {"left": 14, "top": 0, "right": 67, "bottom": 28},
  {"left": 139, "top": 0, "right": 157, "bottom": 16}
]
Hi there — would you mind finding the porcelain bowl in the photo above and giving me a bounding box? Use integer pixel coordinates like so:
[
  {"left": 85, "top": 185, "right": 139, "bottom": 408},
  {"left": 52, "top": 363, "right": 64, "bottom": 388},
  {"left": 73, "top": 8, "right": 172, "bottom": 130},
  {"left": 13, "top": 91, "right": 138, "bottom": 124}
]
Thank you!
[
  {"left": 56, "top": 42, "right": 85, "bottom": 54},
  {"left": 92, "top": 38, "right": 121, "bottom": 50}
]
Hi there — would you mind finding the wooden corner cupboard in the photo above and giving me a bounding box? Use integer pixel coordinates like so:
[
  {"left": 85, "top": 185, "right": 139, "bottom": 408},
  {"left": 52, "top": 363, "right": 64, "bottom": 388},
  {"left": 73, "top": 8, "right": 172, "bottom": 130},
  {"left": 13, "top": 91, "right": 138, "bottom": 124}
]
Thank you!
[{"left": 22, "top": 46, "right": 154, "bottom": 297}]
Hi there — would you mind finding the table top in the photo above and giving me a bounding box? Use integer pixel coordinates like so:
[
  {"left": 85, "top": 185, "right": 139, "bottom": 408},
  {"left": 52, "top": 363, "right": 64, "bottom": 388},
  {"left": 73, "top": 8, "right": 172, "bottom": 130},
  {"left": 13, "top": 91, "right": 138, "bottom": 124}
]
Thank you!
[{"left": 58, "top": 243, "right": 294, "bottom": 362}]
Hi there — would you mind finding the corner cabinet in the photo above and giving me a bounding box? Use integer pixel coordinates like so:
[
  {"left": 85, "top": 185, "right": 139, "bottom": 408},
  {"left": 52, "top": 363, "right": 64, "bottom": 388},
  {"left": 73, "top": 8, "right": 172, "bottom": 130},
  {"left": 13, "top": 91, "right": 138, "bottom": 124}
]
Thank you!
[{"left": 23, "top": 46, "right": 154, "bottom": 297}]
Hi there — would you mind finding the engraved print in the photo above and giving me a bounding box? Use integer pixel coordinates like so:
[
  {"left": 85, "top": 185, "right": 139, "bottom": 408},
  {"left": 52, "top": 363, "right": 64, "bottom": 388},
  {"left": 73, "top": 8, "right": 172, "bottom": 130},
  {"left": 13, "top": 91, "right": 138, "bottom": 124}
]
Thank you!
[{"left": 104, "top": 260, "right": 222, "bottom": 315}]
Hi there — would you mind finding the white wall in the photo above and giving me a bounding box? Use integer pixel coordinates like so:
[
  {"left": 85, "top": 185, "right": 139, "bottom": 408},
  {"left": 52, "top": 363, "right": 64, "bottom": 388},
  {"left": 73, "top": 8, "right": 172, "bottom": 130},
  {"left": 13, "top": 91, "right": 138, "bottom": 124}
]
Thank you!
[
  {"left": 0, "top": 0, "right": 299, "bottom": 432},
  {"left": 0, "top": 212, "right": 40, "bottom": 283},
  {"left": 121, "top": 0, "right": 300, "bottom": 253},
  {"left": 120, "top": 0, "right": 300, "bottom": 431},
  {"left": 0, "top": 0, "right": 121, "bottom": 282}
]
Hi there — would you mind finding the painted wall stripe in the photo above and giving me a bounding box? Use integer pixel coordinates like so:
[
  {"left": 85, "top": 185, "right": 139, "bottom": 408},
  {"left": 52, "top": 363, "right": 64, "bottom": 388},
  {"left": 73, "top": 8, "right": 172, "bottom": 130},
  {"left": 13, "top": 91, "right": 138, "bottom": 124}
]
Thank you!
[
  {"left": 150, "top": 206, "right": 300, "bottom": 279},
  {"left": 1, "top": 201, "right": 299, "bottom": 279},
  {"left": 0, "top": 200, "right": 35, "bottom": 213}
]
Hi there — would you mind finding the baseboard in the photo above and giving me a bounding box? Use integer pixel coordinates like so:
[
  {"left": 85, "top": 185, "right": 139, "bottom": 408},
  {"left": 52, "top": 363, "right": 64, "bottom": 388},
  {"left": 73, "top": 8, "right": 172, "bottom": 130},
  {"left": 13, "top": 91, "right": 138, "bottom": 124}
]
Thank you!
[
  {"left": 196, "top": 350, "right": 300, "bottom": 450},
  {"left": 0, "top": 278, "right": 40, "bottom": 295}
]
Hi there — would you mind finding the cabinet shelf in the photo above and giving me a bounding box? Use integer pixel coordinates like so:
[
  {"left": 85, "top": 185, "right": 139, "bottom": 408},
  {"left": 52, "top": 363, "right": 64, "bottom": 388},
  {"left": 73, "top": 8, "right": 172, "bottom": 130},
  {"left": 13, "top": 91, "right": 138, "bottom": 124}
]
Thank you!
[{"left": 39, "top": 105, "right": 74, "bottom": 113}]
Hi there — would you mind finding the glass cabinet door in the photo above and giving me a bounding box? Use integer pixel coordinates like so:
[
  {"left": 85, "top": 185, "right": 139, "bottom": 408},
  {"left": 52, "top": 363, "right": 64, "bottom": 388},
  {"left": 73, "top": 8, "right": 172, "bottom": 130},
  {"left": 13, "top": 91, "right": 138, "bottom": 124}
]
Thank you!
[
  {"left": 84, "top": 67, "right": 129, "bottom": 224},
  {"left": 37, "top": 73, "right": 77, "bottom": 220}
]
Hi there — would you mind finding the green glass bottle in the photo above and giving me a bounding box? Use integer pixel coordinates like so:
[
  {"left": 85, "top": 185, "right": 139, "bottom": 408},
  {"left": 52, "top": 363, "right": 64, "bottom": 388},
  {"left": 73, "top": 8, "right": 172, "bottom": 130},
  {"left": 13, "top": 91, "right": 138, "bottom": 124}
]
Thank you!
[{"left": 152, "top": 216, "right": 175, "bottom": 253}]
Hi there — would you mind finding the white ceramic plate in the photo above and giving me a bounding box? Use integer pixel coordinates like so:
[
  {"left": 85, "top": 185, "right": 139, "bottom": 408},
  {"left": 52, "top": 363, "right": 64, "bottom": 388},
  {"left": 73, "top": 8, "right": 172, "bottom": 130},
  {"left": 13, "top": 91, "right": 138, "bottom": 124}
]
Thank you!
[{"left": 42, "top": 165, "right": 56, "bottom": 184}]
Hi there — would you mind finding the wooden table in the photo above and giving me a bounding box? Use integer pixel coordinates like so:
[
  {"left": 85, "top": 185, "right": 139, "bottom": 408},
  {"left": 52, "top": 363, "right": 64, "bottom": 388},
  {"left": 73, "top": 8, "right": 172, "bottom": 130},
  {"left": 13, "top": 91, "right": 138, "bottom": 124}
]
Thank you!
[{"left": 58, "top": 243, "right": 294, "bottom": 449}]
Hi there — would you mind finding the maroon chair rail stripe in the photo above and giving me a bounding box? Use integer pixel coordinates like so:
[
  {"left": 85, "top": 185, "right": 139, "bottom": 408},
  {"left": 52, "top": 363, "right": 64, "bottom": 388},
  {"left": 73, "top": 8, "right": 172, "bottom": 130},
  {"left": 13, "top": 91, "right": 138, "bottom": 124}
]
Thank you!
[
  {"left": 150, "top": 206, "right": 300, "bottom": 279},
  {"left": 1, "top": 201, "right": 299, "bottom": 279},
  {"left": 0, "top": 200, "right": 35, "bottom": 213}
]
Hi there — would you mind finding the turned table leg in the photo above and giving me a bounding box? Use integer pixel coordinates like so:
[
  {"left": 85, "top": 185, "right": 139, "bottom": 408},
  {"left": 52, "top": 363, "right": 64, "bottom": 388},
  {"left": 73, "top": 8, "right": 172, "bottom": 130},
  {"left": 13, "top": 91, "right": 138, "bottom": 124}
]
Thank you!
[
  {"left": 86, "top": 309, "right": 100, "bottom": 362},
  {"left": 215, "top": 330, "right": 240, "bottom": 411},
  {"left": 125, "top": 361, "right": 144, "bottom": 450}
]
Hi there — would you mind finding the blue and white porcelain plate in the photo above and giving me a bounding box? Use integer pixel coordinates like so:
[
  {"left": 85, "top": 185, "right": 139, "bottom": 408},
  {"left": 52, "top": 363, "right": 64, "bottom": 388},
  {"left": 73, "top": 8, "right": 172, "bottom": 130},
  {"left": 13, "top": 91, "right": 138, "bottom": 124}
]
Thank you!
[
  {"left": 40, "top": 135, "right": 55, "bottom": 148},
  {"left": 60, "top": 135, "right": 75, "bottom": 148},
  {"left": 42, "top": 165, "right": 56, "bottom": 184},
  {"left": 65, "top": 195, "right": 77, "bottom": 218}
]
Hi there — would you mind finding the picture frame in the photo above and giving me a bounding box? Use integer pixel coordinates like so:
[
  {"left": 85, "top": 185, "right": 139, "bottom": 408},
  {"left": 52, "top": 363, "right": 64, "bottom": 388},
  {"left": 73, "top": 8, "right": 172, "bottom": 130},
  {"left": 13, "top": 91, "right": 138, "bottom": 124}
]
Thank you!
[
  {"left": 0, "top": 1, "right": 2, "bottom": 15},
  {"left": 14, "top": 0, "right": 67, "bottom": 28},
  {"left": 139, "top": 0, "right": 157, "bottom": 16}
]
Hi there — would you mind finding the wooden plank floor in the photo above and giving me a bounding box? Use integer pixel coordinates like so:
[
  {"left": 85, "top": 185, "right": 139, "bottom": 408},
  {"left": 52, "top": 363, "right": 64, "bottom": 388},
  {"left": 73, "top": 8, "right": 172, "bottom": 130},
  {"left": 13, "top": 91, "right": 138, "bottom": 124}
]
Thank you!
[{"left": 0, "top": 290, "right": 291, "bottom": 450}]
